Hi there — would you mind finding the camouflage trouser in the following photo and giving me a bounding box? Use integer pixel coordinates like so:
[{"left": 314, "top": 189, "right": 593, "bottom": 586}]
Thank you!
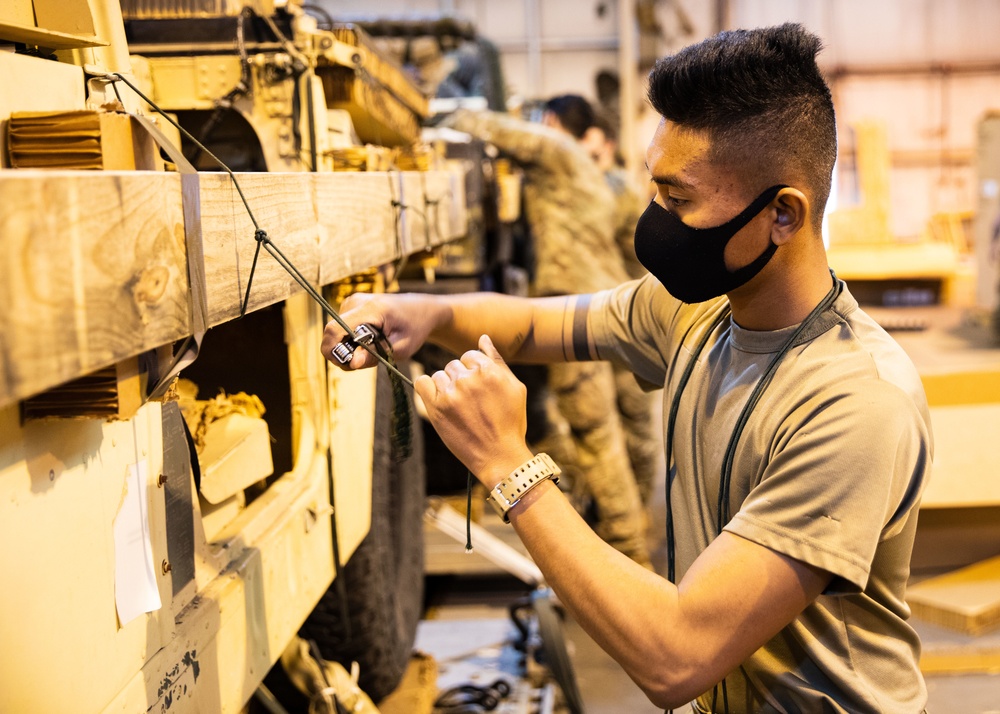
[
  {"left": 613, "top": 365, "right": 660, "bottom": 506},
  {"left": 533, "top": 360, "right": 651, "bottom": 567}
]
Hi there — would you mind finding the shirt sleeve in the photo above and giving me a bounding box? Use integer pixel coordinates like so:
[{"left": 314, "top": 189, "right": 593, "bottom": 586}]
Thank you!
[
  {"left": 724, "top": 378, "right": 931, "bottom": 594},
  {"left": 586, "top": 274, "right": 678, "bottom": 388}
]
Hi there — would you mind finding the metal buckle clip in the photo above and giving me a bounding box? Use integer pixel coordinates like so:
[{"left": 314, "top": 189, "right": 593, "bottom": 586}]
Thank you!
[{"left": 331, "top": 323, "right": 379, "bottom": 364}]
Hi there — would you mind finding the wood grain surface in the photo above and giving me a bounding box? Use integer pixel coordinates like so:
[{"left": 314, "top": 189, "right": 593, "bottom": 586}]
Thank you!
[
  {"left": 0, "top": 170, "right": 188, "bottom": 406},
  {"left": 0, "top": 167, "right": 468, "bottom": 408}
]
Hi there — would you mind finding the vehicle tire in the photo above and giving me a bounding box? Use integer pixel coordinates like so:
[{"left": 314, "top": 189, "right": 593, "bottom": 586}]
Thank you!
[{"left": 299, "top": 363, "right": 426, "bottom": 703}]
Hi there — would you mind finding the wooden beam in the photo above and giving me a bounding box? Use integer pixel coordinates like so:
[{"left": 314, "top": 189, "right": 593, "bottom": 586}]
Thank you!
[
  {"left": 199, "top": 172, "right": 321, "bottom": 325},
  {"left": 399, "top": 168, "right": 468, "bottom": 253},
  {"left": 0, "top": 170, "right": 189, "bottom": 408},
  {"left": 316, "top": 171, "right": 398, "bottom": 287},
  {"left": 0, "top": 167, "right": 467, "bottom": 410}
]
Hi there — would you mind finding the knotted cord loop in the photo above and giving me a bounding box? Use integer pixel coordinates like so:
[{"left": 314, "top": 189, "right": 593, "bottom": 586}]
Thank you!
[{"left": 241, "top": 229, "right": 270, "bottom": 317}]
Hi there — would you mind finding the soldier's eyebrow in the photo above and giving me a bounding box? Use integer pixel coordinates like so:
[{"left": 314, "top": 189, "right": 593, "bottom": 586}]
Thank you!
[{"left": 644, "top": 161, "right": 695, "bottom": 190}]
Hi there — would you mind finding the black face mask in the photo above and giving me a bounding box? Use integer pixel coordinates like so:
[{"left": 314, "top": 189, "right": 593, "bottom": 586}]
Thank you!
[{"left": 634, "top": 184, "right": 787, "bottom": 303}]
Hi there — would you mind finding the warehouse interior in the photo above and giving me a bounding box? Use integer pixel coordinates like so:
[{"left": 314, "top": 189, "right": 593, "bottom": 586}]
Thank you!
[{"left": 1, "top": 0, "right": 999, "bottom": 712}]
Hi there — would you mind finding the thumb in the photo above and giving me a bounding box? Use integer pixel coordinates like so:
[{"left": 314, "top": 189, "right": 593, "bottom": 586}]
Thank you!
[{"left": 478, "top": 334, "right": 505, "bottom": 364}]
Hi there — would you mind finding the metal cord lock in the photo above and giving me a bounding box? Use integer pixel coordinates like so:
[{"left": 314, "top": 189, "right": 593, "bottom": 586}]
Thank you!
[{"left": 330, "top": 323, "right": 379, "bottom": 365}]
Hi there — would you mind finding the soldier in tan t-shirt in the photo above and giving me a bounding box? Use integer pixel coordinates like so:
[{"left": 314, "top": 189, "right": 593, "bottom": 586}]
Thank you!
[{"left": 325, "top": 24, "right": 930, "bottom": 713}]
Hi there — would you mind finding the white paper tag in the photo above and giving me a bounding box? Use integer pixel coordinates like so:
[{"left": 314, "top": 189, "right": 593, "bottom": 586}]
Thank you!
[{"left": 113, "top": 460, "right": 162, "bottom": 626}]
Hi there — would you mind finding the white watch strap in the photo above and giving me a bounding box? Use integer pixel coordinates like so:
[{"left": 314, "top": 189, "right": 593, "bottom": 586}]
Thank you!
[{"left": 488, "top": 453, "right": 561, "bottom": 523}]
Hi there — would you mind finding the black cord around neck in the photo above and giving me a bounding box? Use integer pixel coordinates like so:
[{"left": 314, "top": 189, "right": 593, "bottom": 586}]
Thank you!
[
  {"left": 716, "top": 275, "right": 842, "bottom": 529},
  {"left": 664, "top": 272, "right": 841, "bottom": 713},
  {"left": 664, "top": 306, "right": 729, "bottom": 583}
]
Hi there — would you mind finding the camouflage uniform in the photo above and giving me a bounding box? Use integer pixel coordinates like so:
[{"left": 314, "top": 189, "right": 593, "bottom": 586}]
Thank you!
[
  {"left": 605, "top": 167, "right": 647, "bottom": 281},
  {"left": 605, "top": 167, "right": 661, "bottom": 506},
  {"left": 449, "top": 110, "right": 650, "bottom": 565}
]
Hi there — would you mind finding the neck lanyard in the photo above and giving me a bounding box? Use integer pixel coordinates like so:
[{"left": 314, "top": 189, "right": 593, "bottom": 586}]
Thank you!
[{"left": 664, "top": 273, "right": 841, "bottom": 583}]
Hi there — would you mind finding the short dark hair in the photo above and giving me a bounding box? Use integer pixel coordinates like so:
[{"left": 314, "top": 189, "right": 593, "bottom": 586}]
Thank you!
[
  {"left": 544, "top": 94, "right": 596, "bottom": 140},
  {"left": 647, "top": 24, "right": 837, "bottom": 229}
]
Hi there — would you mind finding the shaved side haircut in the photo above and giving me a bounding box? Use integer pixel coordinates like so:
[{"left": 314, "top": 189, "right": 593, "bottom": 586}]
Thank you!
[{"left": 647, "top": 23, "right": 837, "bottom": 229}]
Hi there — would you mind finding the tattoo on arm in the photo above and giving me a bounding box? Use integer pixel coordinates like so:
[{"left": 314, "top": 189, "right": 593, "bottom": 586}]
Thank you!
[
  {"left": 511, "top": 330, "right": 526, "bottom": 357},
  {"left": 572, "top": 295, "right": 592, "bottom": 361},
  {"left": 559, "top": 295, "right": 593, "bottom": 362}
]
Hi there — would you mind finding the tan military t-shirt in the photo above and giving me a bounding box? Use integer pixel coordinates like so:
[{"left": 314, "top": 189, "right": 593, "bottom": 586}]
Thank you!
[{"left": 585, "top": 274, "right": 932, "bottom": 713}]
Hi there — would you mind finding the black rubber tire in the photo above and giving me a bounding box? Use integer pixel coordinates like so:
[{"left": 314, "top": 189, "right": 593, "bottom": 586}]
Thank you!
[{"left": 298, "top": 364, "right": 426, "bottom": 703}]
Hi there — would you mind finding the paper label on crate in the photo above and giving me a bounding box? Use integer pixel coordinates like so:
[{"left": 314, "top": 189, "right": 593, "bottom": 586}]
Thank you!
[{"left": 113, "top": 460, "right": 162, "bottom": 626}]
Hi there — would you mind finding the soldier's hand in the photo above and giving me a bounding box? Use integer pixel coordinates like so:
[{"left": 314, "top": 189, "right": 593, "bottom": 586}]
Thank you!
[
  {"left": 322, "top": 293, "right": 438, "bottom": 370},
  {"left": 414, "top": 334, "right": 533, "bottom": 489}
]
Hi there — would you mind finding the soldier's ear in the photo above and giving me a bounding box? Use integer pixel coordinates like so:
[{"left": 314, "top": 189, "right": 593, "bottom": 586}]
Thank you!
[
  {"left": 541, "top": 111, "right": 560, "bottom": 129},
  {"left": 771, "top": 188, "right": 807, "bottom": 244},
  {"left": 581, "top": 126, "right": 607, "bottom": 160}
]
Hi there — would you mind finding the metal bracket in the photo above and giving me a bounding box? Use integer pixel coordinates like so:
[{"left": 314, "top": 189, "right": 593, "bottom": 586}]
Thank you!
[{"left": 315, "top": 35, "right": 365, "bottom": 69}]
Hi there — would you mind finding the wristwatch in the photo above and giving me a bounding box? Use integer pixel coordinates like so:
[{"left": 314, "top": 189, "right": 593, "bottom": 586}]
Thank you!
[{"left": 487, "top": 453, "right": 561, "bottom": 523}]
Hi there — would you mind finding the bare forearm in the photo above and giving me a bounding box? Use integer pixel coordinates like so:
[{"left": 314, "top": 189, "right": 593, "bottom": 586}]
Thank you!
[
  {"left": 503, "top": 481, "right": 691, "bottom": 707},
  {"left": 427, "top": 292, "right": 571, "bottom": 363}
]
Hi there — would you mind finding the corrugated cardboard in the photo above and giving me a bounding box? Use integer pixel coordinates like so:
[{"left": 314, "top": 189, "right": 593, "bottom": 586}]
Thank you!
[
  {"left": 7, "top": 111, "right": 136, "bottom": 170},
  {"left": 21, "top": 357, "right": 144, "bottom": 421}
]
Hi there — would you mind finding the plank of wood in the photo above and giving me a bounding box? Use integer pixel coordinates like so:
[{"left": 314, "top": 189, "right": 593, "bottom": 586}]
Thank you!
[
  {"left": 0, "top": 170, "right": 190, "bottom": 407},
  {"left": 909, "top": 556, "right": 1000, "bottom": 636},
  {"left": 316, "top": 171, "right": 398, "bottom": 286},
  {"left": 921, "top": 404, "right": 1000, "bottom": 508},
  {"left": 199, "top": 172, "right": 321, "bottom": 325},
  {"left": 0, "top": 167, "right": 468, "bottom": 409},
  {"left": 399, "top": 169, "right": 467, "bottom": 254}
]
